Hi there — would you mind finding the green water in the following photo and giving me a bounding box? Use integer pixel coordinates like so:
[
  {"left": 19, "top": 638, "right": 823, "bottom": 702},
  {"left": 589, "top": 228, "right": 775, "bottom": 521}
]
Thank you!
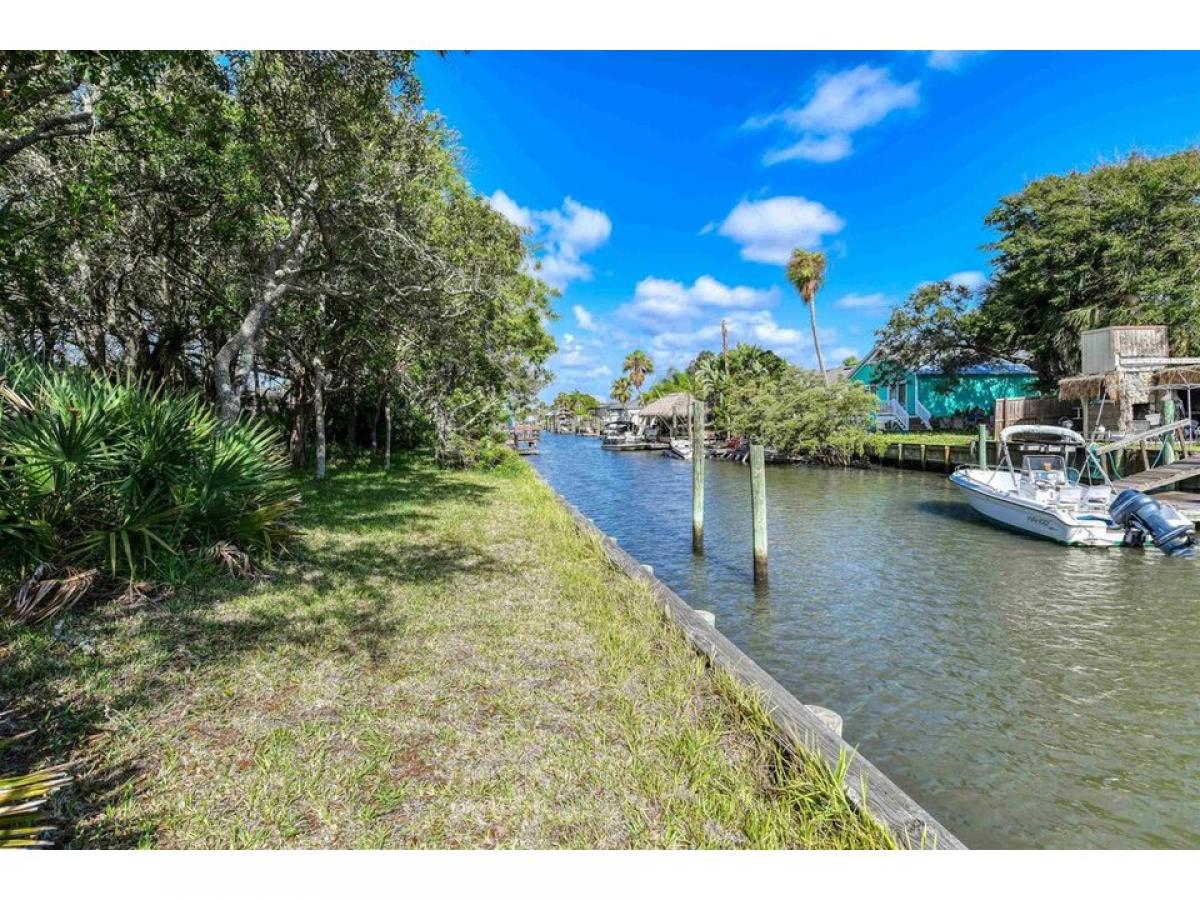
[{"left": 532, "top": 432, "right": 1200, "bottom": 849}]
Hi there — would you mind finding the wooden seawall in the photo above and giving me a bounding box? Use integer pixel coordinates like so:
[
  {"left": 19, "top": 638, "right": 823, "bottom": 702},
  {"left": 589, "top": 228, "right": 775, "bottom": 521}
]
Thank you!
[
  {"left": 870, "top": 441, "right": 987, "bottom": 473},
  {"left": 535, "top": 472, "right": 966, "bottom": 849}
]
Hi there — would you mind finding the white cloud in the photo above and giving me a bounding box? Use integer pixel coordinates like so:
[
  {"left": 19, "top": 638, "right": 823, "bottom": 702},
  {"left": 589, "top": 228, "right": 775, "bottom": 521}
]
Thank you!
[
  {"left": 927, "top": 51, "right": 985, "bottom": 71},
  {"left": 487, "top": 189, "right": 534, "bottom": 230},
  {"left": 748, "top": 65, "right": 919, "bottom": 166},
  {"left": 763, "top": 133, "right": 852, "bottom": 165},
  {"left": 486, "top": 191, "right": 612, "bottom": 290},
  {"left": 620, "top": 275, "right": 780, "bottom": 325},
  {"left": 835, "top": 292, "right": 889, "bottom": 310},
  {"left": 572, "top": 304, "right": 599, "bottom": 331},
  {"left": 554, "top": 332, "right": 595, "bottom": 369},
  {"left": 542, "top": 198, "right": 611, "bottom": 256},
  {"left": 718, "top": 196, "right": 845, "bottom": 265},
  {"left": 646, "top": 310, "right": 849, "bottom": 372},
  {"left": 947, "top": 270, "right": 987, "bottom": 291}
]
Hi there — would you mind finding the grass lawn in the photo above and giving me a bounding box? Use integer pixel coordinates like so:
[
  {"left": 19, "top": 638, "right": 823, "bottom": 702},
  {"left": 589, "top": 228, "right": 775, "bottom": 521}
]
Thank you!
[
  {"left": 882, "top": 431, "right": 977, "bottom": 446},
  {"left": 1, "top": 455, "right": 894, "bottom": 849}
]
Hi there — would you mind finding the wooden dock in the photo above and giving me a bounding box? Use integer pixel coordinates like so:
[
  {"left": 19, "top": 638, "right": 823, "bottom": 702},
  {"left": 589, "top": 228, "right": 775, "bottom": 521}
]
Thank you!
[
  {"left": 601, "top": 440, "right": 669, "bottom": 451},
  {"left": 1110, "top": 457, "right": 1200, "bottom": 492},
  {"left": 509, "top": 424, "right": 540, "bottom": 455}
]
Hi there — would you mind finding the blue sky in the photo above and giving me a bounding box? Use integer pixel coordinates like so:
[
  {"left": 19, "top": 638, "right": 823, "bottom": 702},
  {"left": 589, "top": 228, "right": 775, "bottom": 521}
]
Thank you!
[{"left": 416, "top": 51, "right": 1200, "bottom": 401}]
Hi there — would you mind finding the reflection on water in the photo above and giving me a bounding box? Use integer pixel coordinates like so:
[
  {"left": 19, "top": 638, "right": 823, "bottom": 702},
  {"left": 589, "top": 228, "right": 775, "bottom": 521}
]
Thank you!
[{"left": 531, "top": 432, "right": 1200, "bottom": 849}]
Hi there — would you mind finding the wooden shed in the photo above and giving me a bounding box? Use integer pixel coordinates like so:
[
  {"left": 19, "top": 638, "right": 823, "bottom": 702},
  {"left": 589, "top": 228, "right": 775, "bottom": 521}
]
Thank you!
[{"left": 1080, "top": 325, "right": 1169, "bottom": 375}]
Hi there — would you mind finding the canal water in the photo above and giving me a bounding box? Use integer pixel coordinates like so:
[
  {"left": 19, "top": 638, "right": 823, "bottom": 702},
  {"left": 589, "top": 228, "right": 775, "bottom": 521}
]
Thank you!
[{"left": 531, "top": 432, "right": 1200, "bottom": 849}]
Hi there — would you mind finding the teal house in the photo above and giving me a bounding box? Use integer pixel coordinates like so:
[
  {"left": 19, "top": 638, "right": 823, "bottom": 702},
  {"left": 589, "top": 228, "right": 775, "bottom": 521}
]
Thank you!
[{"left": 849, "top": 347, "right": 1038, "bottom": 431}]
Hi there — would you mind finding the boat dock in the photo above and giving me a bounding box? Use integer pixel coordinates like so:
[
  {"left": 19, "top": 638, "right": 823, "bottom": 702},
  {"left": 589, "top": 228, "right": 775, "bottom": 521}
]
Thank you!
[
  {"left": 1110, "top": 457, "right": 1200, "bottom": 492},
  {"left": 509, "top": 424, "right": 540, "bottom": 455},
  {"left": 602, "top": 440, "right": 670, "bottom": 451}
]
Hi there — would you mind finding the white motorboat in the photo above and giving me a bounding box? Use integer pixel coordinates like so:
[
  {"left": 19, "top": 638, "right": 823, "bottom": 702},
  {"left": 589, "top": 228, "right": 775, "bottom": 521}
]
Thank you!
[
  {"left": 949, "top": 424, "right": 1195, "bottom": 553},
  {"left": 663, "top": 438, "right": 692, "bottom": 460}
]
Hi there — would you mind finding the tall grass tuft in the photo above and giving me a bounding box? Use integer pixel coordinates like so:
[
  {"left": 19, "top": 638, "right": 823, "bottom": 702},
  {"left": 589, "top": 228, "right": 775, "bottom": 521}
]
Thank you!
[{"left": 0, "top": 359, "right": 299, "bottom": 622}]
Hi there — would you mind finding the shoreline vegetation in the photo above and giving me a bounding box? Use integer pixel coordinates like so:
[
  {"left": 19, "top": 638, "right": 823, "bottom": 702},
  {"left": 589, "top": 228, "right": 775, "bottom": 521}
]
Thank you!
[{"left": 2, "top": 456, "right": 896, "bottom": 849}]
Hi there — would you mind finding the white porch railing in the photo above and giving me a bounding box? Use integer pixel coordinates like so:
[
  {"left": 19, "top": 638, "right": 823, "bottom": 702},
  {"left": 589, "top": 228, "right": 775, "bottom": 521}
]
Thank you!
[
  {"left": 914, "top": 398, "right": 933, "bottom": 430},
  {"left": 878, "top": 397, "right": 910, "bottom": 431}
]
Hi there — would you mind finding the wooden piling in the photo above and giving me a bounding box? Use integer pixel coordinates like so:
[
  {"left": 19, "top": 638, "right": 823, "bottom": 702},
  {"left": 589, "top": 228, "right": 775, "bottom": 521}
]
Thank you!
[
  {"left": 1162, "top": 397, "right": 1177, "bottom": 466},
  {"left": 977, "top": 424, "right": 988, "bottom": 468},
  {"left": 691, "top": 399, "right": 704, "bottom": 554},
  {"left": 750, "top": 444, "right": 768, "bottom": 583}
]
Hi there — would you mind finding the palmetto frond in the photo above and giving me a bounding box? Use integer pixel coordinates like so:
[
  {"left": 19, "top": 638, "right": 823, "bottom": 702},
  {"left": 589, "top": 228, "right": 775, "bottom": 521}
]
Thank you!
[{"left": 0, "top": 721, "right": 72, "bottom": 848}]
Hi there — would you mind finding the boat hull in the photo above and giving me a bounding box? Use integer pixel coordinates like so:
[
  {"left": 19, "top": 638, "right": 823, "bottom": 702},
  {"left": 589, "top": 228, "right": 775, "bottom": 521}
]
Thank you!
[{"left": 949, "top": 470, "right": 1126, "bottom": 547}]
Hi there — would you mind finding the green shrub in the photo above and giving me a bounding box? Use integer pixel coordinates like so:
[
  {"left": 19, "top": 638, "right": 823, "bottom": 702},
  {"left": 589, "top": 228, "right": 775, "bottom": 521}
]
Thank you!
[
  {"left": 0, "top": 360, "right": 299, "bottom": 622},
  {"left": 727, "top": 367, "right": 883, "bottom": 464},
  {"left": 471, "top": 434, "right": 524, "bottom": 472}
]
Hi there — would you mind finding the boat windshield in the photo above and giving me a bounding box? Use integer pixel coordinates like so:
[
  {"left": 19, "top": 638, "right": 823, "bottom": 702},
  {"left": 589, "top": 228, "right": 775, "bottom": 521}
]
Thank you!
[{"left": 1021, "top": 454, "right": 1069, "bottom": 484}]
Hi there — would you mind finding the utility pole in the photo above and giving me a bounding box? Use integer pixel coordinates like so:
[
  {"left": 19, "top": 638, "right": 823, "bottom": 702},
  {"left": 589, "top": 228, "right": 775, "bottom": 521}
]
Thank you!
[{"left": 721, "top": 319, "right": 730, "bottom": 376}]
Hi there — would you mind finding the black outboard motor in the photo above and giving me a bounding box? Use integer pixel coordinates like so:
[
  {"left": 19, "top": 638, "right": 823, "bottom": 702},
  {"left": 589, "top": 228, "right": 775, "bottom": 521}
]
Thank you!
[{"left": 1110, "top": 489, "right": 1197, "bottom": 557}]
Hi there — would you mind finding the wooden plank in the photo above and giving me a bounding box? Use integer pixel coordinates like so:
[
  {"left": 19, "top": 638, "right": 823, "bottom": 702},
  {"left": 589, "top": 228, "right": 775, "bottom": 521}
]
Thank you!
[
  {"left": 538, "top": 477, "right": 965, "bottom": 850},
  {"left": 1111, "top": 460, "right": 1200, "bottom": 491},
  {"left": 1095, "top": 420, "right": 1190, "bottom": 455}
]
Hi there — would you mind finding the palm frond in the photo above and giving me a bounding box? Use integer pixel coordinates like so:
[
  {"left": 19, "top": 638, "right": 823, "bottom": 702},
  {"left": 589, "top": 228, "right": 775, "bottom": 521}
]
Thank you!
[
  {"left": 9, "top": 564, "right": 99, "bottom": 623},
  {"left": 0, "top": 721, "right": 72, "bottom": 848}
]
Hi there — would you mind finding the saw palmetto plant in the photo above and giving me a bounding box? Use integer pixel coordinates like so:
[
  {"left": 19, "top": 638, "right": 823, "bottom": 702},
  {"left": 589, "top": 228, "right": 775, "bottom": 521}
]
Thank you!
[{"left": 0, "top": 359, "right": 300, "bottom": 623}]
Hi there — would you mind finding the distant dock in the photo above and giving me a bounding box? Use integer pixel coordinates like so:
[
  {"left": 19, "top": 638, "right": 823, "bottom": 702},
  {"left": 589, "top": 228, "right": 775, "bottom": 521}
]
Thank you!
[{"left": 601, "top": 440, "right": 670, "bottom": 452}]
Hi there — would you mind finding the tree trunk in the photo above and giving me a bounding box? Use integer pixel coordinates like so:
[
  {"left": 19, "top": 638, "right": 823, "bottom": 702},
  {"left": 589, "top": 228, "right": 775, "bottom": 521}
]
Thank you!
[
  {"left": 383, "top": 398, "right": 392, "bottom": 470},
  {"left": 250, "top": 353, "right": 260, "bottom": 415},
  {"left": 213, "top": 211, "right": 313, "bottom": 425},
  {"left": 290, "top": 403, "right": 310, "bottom": 470},
  {"left": 313, "top": 356, "right": 327, "bottom": 480},
  {"left": 214, "top": 297, "right": 272, "bottom": 425},
  {"left": 371, "top": 394, "right": 382, "bottom": 452},
  {"left": 808, "top": 300, "right": 828, "bottom": 383}
]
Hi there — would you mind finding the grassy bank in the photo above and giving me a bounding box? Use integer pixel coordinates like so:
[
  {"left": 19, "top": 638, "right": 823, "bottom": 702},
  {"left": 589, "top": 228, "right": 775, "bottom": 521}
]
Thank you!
[
  {"left": 882, "top": 431, "right": 976, "bottom": 446},
  {"left": 1, "top": 456, "right": 893, "bottom": 849}
]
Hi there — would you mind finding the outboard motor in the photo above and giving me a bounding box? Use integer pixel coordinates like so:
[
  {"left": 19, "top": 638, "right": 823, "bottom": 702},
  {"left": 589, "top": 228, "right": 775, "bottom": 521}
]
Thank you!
[{"left": 1110, "top": 489, "right": 1197, "bottom": 557}]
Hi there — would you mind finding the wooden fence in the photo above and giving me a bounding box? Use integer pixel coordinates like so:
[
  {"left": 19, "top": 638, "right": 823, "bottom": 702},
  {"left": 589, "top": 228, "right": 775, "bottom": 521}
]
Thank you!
[{"left": 993, "top": 397, "right": 1077, "bottom": 434}]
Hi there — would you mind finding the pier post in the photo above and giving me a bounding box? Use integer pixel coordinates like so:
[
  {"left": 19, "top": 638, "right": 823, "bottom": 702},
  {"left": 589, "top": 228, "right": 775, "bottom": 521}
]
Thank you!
[
  {"left": 750, "top": 444, "right": 768, "bottom": 583},
  {"left": 691, "top": 399, "right": 704, "bottom": 554},
  {"left": 1162, "top": 396, "right": 1177, "bottom": 466},
  {"left": 977, "top": 424, "right": 988, "bottom": 468}
]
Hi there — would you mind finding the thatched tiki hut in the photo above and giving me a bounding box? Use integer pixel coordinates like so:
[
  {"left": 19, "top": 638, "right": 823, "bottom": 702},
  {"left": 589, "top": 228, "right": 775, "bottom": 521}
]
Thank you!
[{"left": 638, "top": 391, "right": 697, "bottom": 439}]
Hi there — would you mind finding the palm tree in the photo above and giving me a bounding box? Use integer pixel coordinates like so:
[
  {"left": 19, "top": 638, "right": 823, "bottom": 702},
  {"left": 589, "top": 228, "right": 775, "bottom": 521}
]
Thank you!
[
  {"left": 786, "top": 249, "right": 828, "bottom": 383},
  {"left": 622, "top": 350, "right": 655, "bottom": 401},
  {"left": 692, "top": 354, "right": 727, "bottom": 401},
  {"left": 610, "top": 376, "right": 632, "bottom": 406}
]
